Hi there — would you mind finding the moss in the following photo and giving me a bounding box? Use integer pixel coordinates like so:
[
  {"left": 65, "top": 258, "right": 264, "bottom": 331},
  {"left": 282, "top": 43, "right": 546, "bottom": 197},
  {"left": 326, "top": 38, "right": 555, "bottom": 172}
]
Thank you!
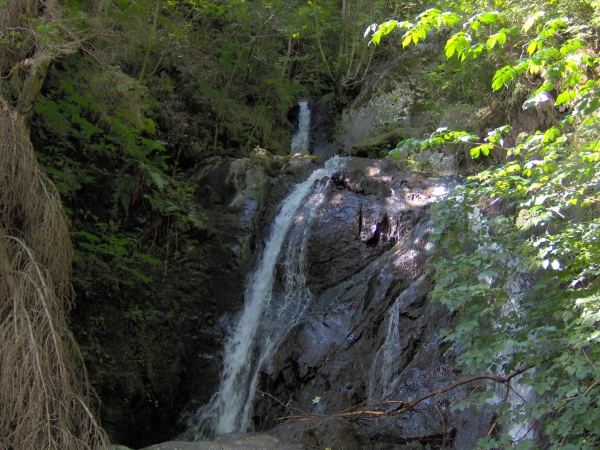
[
  {"left": 248, "top": 152, "right": 282, "bottom": 177},
  {"left": 352, "top": 129, "right": 407, "bottom": 158},
  {"left": 352, "top": 90, "right": 373, "bottom": 109}
]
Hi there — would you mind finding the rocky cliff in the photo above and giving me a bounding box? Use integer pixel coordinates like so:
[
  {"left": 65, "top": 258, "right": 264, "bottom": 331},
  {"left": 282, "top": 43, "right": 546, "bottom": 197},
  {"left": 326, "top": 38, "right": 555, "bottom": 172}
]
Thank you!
[{"left": 169, "top": 153, "right": 493, "bottom": 450}]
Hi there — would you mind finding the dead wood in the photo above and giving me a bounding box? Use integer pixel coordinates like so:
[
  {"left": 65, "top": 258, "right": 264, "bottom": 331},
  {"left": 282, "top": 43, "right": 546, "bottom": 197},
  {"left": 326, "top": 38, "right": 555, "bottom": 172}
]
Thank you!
[{"left": 276, "top": 364, "right": 535, "bottom": 424}]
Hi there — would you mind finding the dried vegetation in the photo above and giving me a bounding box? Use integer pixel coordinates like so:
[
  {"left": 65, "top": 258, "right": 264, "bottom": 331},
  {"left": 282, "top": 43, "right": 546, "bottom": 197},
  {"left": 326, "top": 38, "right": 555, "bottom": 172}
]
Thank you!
[{"left": 0, "top": 0, "right": 109, "bottom": 447}]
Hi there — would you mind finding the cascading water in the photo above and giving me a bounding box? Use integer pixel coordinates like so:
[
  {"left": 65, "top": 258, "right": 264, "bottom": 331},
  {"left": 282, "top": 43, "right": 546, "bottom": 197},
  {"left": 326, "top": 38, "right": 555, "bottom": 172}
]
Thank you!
[
  {"left": 188, "top": 156, "right": 347, "bottom": 439},
  {"left": 290, "top": 101, "right": 310, "bottom": 155},
  {"left": 367, "top": 186, "right": 454, "bottom": 401},
  {"left": 494, "top": 268, "right": 535, "bottom": 442},
  {"left": 368, "top": 275, "right": 431, "bottom": 400}
]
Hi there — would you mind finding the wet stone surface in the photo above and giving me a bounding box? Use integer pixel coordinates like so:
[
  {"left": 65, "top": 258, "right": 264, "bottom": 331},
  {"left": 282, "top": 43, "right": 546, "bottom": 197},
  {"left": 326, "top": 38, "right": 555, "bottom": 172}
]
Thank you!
[
  {"left": 177, "top": 155, "right": 491, "bottom": 449},
  {"left": 141, "top": 432, "right": 306, "bottom": 450}
]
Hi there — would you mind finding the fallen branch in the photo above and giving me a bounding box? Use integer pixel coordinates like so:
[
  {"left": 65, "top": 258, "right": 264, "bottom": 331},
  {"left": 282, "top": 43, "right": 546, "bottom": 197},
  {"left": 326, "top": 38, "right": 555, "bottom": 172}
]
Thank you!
[
  {"left": 388, "top": 364, "right": 535, "bottom": 417},
  {"left": 276, "top": 364, "right": 535, "bottom": 423}
]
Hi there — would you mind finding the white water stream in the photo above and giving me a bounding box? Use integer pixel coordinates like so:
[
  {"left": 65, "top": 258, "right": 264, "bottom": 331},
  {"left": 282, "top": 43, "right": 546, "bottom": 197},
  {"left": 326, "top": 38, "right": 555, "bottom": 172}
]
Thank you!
[
  {"left": 189, "top": 151, "right": 346, "bottom": 438},
  {"left": 290, "top": 101, "right": 310, "bottom": 155}
]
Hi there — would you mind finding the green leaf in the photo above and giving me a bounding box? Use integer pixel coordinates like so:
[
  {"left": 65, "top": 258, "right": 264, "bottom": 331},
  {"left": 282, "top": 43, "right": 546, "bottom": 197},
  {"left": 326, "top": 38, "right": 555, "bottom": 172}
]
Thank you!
[
  {"left": 492, "top": 66, "right": 517, "bottom": 90},
  {"left": 71, "top": 231, "right": 100, "bottom": 242},
  {"left": 146, "top": 168, "right": 165, "bottom": 191},
  {"left": 556, "top": 90, "right": 574, "bottom": 105},
  {"left": 371, "top": 20, "right": 399, "bottom": 45},
  {"left": 480, "top": 12, "right": 500, "bottom": 24},
  {"left": 471, "top": 144, "right": 493, "bottom": 158},
  {"left": 527, "top": 39, "right": 538, "bottom": 56},
  {"left": 487, "top": 31, "right": 506, "bottom": 48},
  {"left": 445, "top": 32, "right": 470, "bottom": 59}
]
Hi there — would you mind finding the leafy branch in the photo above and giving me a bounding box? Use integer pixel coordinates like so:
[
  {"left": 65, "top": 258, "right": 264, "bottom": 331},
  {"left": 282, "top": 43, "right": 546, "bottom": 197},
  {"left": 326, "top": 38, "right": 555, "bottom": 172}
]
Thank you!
[
  {"left": 367, "top": 9, "right": 600, "bottom": 118},
  {"left": 369, "top": 6, "right": 600, "bottom": 448},
  {"left": 390, "top": 125, "right": 511, "bottom": 159}
]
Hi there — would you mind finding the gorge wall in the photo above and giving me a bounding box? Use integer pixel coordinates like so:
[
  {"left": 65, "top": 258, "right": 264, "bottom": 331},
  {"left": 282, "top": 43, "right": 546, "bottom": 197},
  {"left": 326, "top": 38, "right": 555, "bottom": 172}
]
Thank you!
[
  {"left": 164, "top": 152, "right": 495, "bottom": 450},
  {"left": 107, "top": 51, "right": 561, "bottom": 446}
]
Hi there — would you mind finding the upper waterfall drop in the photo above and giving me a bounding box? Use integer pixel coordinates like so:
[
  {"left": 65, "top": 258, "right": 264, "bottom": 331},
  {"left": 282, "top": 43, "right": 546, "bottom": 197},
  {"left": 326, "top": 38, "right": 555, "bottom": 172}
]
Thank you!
[{"left": 290, "top": 101, "right": 310, "bottom": 155}]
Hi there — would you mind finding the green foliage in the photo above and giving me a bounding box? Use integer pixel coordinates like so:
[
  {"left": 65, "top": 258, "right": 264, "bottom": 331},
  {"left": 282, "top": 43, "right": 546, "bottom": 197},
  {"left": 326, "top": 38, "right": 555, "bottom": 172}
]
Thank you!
[
  {"left": 369, "top": 5, "right": 600, "bottom": 114},
  {"left": 71, "top": 226, "right": 159, "bottom": 287},
  {"left": 367, "top": 9, "right": 462, "bottom": 47},
  {"left": 30, "top": 53, "right": 205, "bottom": 444},
  {"left": 374, "top": 5, "right": 600, "bottom": 448},
  {"left": 33, "top": 57, "right": 203, "bottom": 296},
  {"left": 36, "top": 58, "right": 201, "bottom": 205},
  {"left": 390, "top": 125, "right": 510, "bottom": 160},
  {"left": 431, "top": 113, "right": 600, "bottom": 447}
]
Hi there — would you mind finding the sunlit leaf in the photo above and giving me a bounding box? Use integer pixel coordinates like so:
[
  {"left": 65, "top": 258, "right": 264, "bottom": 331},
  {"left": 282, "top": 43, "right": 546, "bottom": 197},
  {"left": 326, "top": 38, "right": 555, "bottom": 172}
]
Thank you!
[
  {"left": 492, "top": 66, "right": 517, "bottom": 90},
  {"left": 522, "top": 11, "right": 545, "bottom": 33},
  {"left": 523, "top": 91, "right": 551, "bottom": 109}
]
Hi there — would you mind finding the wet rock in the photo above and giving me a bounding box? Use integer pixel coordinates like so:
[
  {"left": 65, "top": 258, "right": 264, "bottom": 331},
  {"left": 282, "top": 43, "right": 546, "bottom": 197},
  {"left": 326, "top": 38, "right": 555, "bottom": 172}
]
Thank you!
[
  {"left": 302, "top": 160, "right": 445, "bottom": 295},
  {"left": 249, "top": 159, "right": 491, "bottom": 448},
  {"left": 177, "top": 155, "right": 491, "bottom": 449},
  {"left": 170, "top": 153, "right": 311, "bottom": 429},
  {"left": 269, "top": 417, "right": 360, "bottom": 450},
  {"left": 141, "top": 432, "right": 306, "bottom": 450},
  {"left": 309, "top": 98, "right": 337, "bottom": 159},
  {"left": 350, "top": 129, "right": 407, "bottom": 158},
  {"left": 338, "top": 79, "right": 414, "bottom": 156}
]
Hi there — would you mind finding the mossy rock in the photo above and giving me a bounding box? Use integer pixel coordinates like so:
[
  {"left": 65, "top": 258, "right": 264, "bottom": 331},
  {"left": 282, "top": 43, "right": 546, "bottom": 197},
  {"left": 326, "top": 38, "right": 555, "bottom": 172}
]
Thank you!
[{"left": 351, "top": 129, "right": 407, "bottom": 158}]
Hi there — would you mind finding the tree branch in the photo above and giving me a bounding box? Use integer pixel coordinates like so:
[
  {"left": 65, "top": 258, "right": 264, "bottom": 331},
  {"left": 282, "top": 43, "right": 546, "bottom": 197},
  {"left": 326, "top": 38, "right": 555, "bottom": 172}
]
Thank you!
[
  {"left": 389, "top": 364, "right": 535, "bottom": 417},
  {"left": 278, "top": 364, "right": 535, "bottom": 423},
  {"left": 15, "top": 53, "right": 52, "bottom": 122}
]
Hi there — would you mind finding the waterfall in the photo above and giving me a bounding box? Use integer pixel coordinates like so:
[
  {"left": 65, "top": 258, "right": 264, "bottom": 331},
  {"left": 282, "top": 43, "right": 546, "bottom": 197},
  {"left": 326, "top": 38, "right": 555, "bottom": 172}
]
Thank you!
[
  {"left": 188, "top": 156, "right": 346, "bottom": 439},
  {"left": 471, "top": 208, "right": 535, "bottom": 443},
  {"left": 366, "top": 185, "right": 454, "bottom": 400},
  {"left": 496, "top": 274, "right": 535, "bottom": 442},
  {"left": 290, "top": 101, "right": 310, "bottom": 155},
  {"left": 369, "top": 276, "right": 429, "bottom": 400}
]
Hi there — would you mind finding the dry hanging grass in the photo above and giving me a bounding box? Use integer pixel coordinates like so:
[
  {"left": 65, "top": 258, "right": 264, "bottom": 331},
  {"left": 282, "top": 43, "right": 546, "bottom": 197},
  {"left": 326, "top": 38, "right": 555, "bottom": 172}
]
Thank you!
[{"left": 0, "top": 100, "right": 110, "bottom": 449}]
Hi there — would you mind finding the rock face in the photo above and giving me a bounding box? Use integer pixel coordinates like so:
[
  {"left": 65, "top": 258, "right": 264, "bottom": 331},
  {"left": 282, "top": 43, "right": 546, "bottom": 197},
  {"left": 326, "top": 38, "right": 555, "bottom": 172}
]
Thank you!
[
  {"left": 338, "top": 76, "right": 414, "bottom": 156},
  {"left": 336, "top": 37, "right": 462, "bottom": 175},
  {"left": 240, "top": 158, "right": 493, "bottom": 449},
  {"left": 336, "top": 63, "right": 461, "bottom": 175},
  {"left": 163, "top": 152, "right": 331, "bottom": 436},
  {"left": 141, "top": 432, "right": 305, "bottom": 450},
  {"left": 308, "top": 99, "right": 337, "bottom": 159},
  {"left": 169, "top": 154, "right": 493, "bottom": 450},
  {"left": 180, "top": 152, "right": 324, "bottom": 409}
]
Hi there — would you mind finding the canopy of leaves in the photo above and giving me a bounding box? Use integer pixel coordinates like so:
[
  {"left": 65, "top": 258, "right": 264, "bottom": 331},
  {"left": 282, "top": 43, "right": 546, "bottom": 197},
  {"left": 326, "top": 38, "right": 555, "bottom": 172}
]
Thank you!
[{"left": 371, "top": 3, "right": 600, "bottom": 448}]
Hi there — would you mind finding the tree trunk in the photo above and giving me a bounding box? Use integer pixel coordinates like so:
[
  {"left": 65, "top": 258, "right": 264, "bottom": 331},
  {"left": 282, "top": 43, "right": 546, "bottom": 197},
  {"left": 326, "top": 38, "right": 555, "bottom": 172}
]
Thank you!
[{"left": 15, "top": 53, "right": 52, "bottom": 122}]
